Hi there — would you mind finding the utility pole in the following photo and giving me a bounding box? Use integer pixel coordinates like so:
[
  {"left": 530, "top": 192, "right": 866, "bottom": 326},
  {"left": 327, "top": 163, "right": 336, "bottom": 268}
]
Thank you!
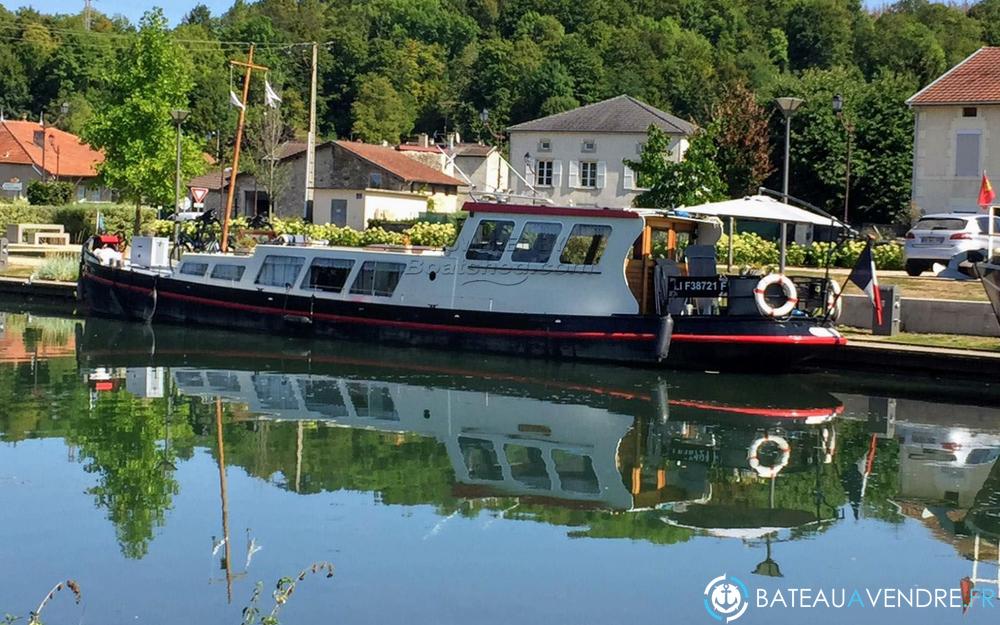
[
  {"left": 83, "top": 0, "right": 92, "bottom": 31},
  {"left": 221, "top": 45, "right": 268, "bottom": 253},
  {"left": 304, "top": 41, "right": 317, "bottom": 222}
]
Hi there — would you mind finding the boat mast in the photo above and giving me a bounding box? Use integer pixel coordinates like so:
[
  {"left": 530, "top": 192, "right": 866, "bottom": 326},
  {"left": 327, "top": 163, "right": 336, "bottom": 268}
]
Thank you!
[{"left": 221, "top": 46, "right": 269, "bottom": 253}]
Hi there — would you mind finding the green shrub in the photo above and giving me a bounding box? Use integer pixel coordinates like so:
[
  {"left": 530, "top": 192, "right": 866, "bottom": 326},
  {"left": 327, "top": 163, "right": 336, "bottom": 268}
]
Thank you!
[
  {"left": 714, "top": 233, "right": 904, "bottom": 271},
  {"left": 26, "top": 180, "right": 74, "bottom": 205},
  {"left": 404, "top": 222, "right": 457, "bottom": 247},
  {"left": 716, "top": 232, "right": 778, "bottom": 267},
  {"left": 32, "top": 255, "right": 79, "bottom": 281},
  {"left": 0, "top": 204, "right": 157, "bottom": 242}
]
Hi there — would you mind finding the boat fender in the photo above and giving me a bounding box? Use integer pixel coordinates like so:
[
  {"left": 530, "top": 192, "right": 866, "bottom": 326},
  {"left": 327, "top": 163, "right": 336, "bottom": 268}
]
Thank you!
[
  {"left": 821, "top": 427, "right": 837, "bottom": 464},
  {"left": 825, "top": 280, "right": 842, "bottom": 322},
  {"left": 748, "top": 435, "right": 791, "bottom": 478},
  {"left": 655, "top": 314, "right": 673, "bottom": 362},
  {"left": 753, "top": 274, "right": 798, "bottom": 318}
]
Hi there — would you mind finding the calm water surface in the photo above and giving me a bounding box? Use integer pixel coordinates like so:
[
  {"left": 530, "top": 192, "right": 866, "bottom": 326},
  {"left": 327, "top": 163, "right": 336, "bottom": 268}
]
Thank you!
[{"left": 2, "top": 306, "right": 1000, "bottom": 624}]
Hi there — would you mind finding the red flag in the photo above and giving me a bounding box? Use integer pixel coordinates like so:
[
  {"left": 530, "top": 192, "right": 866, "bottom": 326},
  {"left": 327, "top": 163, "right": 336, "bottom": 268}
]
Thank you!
[{"left": 979, "top": 171, "right": 995, "bottom": 209}]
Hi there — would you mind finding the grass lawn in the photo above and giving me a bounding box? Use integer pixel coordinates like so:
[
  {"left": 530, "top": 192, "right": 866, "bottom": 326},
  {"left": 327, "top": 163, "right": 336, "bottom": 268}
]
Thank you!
[
  {"left": 0, "top": 264, "right": 35, "bottom": 279},
  {"left": 842, "top": 326, "right": 1000, "bottom": 353},
  {"left": 789, "top": 267, "right": 988, "bottom": 302}
]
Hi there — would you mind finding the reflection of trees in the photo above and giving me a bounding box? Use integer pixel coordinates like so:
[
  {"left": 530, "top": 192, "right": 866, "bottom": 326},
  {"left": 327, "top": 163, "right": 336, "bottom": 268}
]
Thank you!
[{"left": 74, "top": 392, "right": 182, "bottom": 559}]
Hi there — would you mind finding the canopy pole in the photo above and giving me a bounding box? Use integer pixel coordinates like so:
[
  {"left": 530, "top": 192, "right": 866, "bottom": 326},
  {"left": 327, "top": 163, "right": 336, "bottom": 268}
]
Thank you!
[
  {"left": 727, "top": 216, "right": 734, "bottom": 272},
  {"left": 779, "top": 223, "right": 787, "bottom": 274}
]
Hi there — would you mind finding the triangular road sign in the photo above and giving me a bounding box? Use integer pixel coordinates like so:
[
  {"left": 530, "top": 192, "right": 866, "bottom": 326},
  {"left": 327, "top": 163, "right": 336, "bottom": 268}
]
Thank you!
[{"left": 191, "top": 187, "right": 210, "bottom": 204}]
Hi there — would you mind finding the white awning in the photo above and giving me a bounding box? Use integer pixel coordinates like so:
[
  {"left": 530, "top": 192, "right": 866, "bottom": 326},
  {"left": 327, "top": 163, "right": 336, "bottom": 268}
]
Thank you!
[{"left": 680, "top": 195, "right": 846, "bottom": 227}]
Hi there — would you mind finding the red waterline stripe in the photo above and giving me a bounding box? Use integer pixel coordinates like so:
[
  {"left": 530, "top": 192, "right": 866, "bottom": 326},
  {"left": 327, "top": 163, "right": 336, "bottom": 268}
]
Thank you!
[
  {"left": 85, "top": 274, "right": 844, "bottom": 346},
  {"left": 669, "top": 399, "right": 844, "bottom": 419}
]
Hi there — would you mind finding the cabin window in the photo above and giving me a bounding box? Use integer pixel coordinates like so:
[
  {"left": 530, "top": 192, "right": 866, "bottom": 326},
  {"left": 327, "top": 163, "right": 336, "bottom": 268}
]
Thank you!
[
  {"left": 179, "top": 262, "right": 208, "bottom": 276},
  {"left": 302, "top": 258, "right": 354, "bottom": 293},
  {"left": 349, "top": 260, "right": 405, "bottom": 296},
  {"left": 560, "top": 224, "right": 612, "bottom": 265},
  {"left": 505, "top": 444, "right": 551, "bottom": 490},
  {"left": 210, "top": 264, "right": 246, "bottom": 281},
  {"left": 465, "top": 219, "right": 514, "bottom": 261},
  {"left": 512, "top": 222, "right": 562, "bottom": 263},
  {"left": 552, "top": 450, "right": 599, "bottom": 494},
  {"left": 459, "top": 437, "right": 502, "bottom": 481},
  {"left": 255, "top": 255, "right": 305, "bottom": 288},
  {"left": 347, "top": 382, "right": 398, "bottom": 420}
]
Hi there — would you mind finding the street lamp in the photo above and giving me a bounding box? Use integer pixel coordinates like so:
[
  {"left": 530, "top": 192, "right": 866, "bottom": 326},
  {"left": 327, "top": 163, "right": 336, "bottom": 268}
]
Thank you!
[
  {"left": 832, "top": 94, "right": 854, "bottom": 224},
  {"left": 775, "top": 97, "right": 805, "bottom": 273},
  {"left": 169, "top": 109, "right": 189, "bottom": 257},
  {"left": 39, "top": 102, "right": 70, "bottom": 182}
]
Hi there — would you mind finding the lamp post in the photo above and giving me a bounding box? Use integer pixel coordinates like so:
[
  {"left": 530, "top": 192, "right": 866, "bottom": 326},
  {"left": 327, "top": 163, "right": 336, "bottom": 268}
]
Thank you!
[
  {"left": 169, "top": 109, "right": 189, "bottom": 257},
  {"left": 39, "top": 102, "right": 69, "bottom": 182},
  {"left": 832, "top": 94, "right": 854, "bottom": 225},
  {"left": 775, "top": 97, "right": 805, "bottom": 273}
]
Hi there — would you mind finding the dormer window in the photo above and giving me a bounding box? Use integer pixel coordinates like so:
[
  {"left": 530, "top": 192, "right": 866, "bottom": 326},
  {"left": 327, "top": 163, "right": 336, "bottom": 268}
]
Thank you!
[
  {"left": 538, "top": 139, "right": 551, "bottom": 152},
  {"left": 582, "top": 140, "right": 597, "bottom": 153}
]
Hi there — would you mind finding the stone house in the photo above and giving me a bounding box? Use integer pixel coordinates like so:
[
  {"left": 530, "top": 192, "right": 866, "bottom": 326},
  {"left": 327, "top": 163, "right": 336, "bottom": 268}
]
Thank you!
[{"left": 507, "top": 95, "right": 695, "bottom": 208}]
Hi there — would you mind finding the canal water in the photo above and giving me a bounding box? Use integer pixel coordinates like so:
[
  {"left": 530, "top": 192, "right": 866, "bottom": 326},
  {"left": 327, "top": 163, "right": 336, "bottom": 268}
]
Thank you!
[{"left": 2, "top": 307, "right": 1000, "bottom": 625}]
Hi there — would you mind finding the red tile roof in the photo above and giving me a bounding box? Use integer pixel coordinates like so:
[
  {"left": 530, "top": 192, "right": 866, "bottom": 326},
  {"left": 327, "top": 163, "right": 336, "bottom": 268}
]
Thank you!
[
  {"left": 909, "top": 47, "right": 1000, "bottom": 106},
  {"left": 335, "top": 140, "right": 462, "bottom": 186},
  {"left": 0, "top": 120, "right": 104, "bottom": 177}
]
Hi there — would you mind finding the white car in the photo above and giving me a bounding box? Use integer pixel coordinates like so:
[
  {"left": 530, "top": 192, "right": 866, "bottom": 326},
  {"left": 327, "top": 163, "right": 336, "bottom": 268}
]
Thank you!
[{"left": 904, "top": 212, "right": 1000, "bottom": 276}]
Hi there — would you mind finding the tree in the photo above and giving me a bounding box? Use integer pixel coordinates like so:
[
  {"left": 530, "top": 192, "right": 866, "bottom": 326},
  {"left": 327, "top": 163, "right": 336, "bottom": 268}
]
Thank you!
[
  {"left": 710, "top": 82, "right": 774, "bottom": 197},
  {"left": 351, "top": 74, "right": 413, "bottom": 143},
  {"left": 626, "top": 125, "right": 726, "bottom": 208},
  {"left": 82, "top": 9, "right": 205, "bottom": 232},
  {"left": 786, "top": 0, "right": 855, "bottom": 71}
]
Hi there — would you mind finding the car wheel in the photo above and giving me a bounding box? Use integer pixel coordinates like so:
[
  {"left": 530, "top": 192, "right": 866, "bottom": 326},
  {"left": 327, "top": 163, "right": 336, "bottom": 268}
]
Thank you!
[{"left": 905, "top": 260, "right": 926, "bottom": 277}]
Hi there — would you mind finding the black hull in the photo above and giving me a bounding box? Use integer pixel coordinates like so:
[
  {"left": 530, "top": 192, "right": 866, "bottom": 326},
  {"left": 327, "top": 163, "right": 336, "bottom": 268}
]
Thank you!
[{"left": 77, "top": 259, "right": 843, "bottom": 371}]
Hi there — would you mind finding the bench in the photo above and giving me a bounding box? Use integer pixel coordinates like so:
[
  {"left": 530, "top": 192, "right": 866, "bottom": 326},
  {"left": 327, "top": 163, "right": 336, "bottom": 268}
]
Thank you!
[
  {"left": 30, "top": 231, "right": 70, "bottom": 245},
  {"left": 5, "top": 223, "right": 65, "bottom": 245}
]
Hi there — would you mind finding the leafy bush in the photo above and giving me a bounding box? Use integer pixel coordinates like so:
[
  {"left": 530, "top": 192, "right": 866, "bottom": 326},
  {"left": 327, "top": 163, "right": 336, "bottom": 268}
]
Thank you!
[
  {"left": 32, "top": 255, "right": 79, "bottom": 281},
  {"left": 404, "top": 222, "right": 457, "bottom": 247},
  {"left": 716, "top": 232, "right": 778, "bottom": 266},
  {"left": 26, "top": 181, "right": 74, "bottom": 205},
  {"left": 0, "top": 204, "right": 157, "bottom": 242},
  {"left": 715, "top": 233, "right": 904, "bottom": 270}
]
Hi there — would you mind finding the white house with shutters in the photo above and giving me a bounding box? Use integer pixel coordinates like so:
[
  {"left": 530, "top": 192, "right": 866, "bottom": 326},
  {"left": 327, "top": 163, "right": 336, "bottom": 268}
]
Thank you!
[{"left": 507, "top": 95, "right": 695, "bottom": 208}]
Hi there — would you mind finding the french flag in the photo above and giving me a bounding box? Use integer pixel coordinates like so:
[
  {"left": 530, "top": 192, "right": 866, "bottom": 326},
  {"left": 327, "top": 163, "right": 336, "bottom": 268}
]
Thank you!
[{"left": 849, "top": 240, "right": 883, "bottom": 324}]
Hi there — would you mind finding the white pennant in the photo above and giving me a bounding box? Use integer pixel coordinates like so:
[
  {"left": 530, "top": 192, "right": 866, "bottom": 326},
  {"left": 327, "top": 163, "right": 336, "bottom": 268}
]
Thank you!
[
  {"left": 229, "top": 90, "right": 245, "bottom": 110},
  {"left": 264, "top": 80, "right": 282, "bottom": 108}
]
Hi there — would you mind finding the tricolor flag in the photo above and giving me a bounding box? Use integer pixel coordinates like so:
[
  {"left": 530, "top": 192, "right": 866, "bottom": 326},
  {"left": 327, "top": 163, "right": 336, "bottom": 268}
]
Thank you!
[
  {"left": 979, "top": 170, "right": 996, "bottom": 209},
  {"left": 848, "top": 239, "right": 883, "bottom": 325},
  {"left": 229, "top": 90, "right": 245, "bottom": 110}
]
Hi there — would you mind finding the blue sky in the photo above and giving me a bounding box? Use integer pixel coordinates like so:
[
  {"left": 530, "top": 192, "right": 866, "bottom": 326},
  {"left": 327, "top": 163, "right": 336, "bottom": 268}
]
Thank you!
[{"left": 7, "top": 0, "right": 901, "bottom": 26}]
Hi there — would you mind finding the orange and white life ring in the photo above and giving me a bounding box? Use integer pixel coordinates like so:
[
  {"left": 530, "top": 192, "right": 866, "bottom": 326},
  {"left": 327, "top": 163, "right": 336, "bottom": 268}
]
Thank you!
[
  {"left": 826, "top": 280, "right": 842, "bottom": 321},
  {"left": 748, "top": 435, "right": 791, "bottom": 478},
  {"left": 753, "top": 274, "right": 798, "bottom": 318}
]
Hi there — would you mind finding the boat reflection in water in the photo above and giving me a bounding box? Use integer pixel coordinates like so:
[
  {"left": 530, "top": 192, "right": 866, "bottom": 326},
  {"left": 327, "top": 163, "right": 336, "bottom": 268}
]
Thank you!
[{"left": 77, "top": 318, "right": 845, "bottom": 518}]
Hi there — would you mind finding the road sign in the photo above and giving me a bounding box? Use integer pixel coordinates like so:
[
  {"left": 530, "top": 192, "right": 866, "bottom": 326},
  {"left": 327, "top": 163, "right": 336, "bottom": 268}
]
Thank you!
[
  {"left": 191, "top": 187, "right": 210, "bottom": 204},
  {"left": 2, "top": 182, "right": 22, "bottom": 192}
]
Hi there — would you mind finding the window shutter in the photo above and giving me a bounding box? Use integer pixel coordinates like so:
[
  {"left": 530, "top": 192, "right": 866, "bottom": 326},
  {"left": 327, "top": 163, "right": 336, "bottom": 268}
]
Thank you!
[
  {"left": 596, "top": 161, "right": 607, "bottom": 189},
  {"left": 552, "top": 161, "right": 563, "bottom": 188},
  {"left": 956, "top": 132, "right": 981, "bottom": 177},
  {"left": 568, "top": 161, "right": 579, "bottom": 188},
  {"left": 623, "top": 165, "right": 634, "bottom": 191},
  {"left": 524, "top": 161, "right": 535, "bottom": 186}
]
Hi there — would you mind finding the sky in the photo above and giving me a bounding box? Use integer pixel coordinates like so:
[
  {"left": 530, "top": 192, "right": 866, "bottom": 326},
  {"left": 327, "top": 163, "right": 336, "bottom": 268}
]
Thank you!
[{"left": 6, "top": 0, "right": 908, "bottom": 26}]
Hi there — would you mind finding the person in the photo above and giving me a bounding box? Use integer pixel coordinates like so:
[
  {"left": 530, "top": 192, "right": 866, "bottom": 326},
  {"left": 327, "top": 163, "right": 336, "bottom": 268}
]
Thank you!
[{"left": 93, "top": 240, "right": 123, "bottom": 266}]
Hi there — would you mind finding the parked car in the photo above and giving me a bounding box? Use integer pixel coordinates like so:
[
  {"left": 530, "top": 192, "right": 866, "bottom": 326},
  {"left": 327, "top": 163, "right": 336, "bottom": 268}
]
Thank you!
[{"left": 903, "top": 213, "right": 1000, "bottom": 276}]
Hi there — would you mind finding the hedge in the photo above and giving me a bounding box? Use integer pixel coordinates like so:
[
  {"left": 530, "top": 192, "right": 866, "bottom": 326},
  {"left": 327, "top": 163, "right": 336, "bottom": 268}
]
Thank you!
[
  {"left": 715, "top": 233, "right": 903, "bottom": 270},
  {"left": 0, "top": 204, "right": 158, "bottom": 243}
]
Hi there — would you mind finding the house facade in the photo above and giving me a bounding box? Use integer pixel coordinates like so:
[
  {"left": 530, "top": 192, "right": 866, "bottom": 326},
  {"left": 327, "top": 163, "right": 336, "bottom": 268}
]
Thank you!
[
  {"left": 0, "top": 118, "right": 111, "bottom": 202},
  {"left": 507, "top": 95, "right": 695, "bottom": 208},
  {"left": 278, "top": 140, "right": 462, "bottom": 229},
  {"left": 908, "top": 47, "right": 1000, "bottom": 215},
  {"left": 185, "top": 170, "right": 264, "bottom": 217}
]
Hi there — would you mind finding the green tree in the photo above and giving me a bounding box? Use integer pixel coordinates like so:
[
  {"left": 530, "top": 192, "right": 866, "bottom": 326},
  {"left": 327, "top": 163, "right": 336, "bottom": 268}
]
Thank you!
[
  {"left": 351, "top": 73, "right": 413, "bottom": 143},
  {"left": 82, "top": 9, "right": 205, "bottom": 231},
  {"left": 786, "top": 0, "right": 855, "bottom": 71},
  {"left": 626, "top": 125, "right": 726, "bottom": 208},
  {"left": 710, "top": 82, "right": 774, "bottom": 197}
]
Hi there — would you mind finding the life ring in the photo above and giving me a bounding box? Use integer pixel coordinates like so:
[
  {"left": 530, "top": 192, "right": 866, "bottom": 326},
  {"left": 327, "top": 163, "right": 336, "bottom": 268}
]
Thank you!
[
  {"left": 821, "top": 427, "right": 837, "bottom": 464},
  {"left": 753, "top": 274, "right": 798, "bottom": 318},
  {"left": 748, "top": 435, "right": 791, "bottom": 478},
  {"left": 826, "top": 280, "right": 842, "bottom": 321}
]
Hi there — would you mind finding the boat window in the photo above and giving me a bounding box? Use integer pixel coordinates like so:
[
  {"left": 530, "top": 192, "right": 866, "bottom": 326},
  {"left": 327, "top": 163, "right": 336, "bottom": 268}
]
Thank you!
[
  {"left": 300, "top": 379, "right": 349, "bottom": 418},
  {"left": 459, "top": 437, "right": 502, "bottom": 481},
  {"left": 505, "top": 444, "right": 551, "bottom": 490},
  {"left": 466, "top": 219, "right": 514, "bottom": 261},
  {"left": 347, "top": 382, "right": 398, "bottom": 420},
  {"left": 302, "top": 258, "right": 355, "bottom": 293},
  {"left": 552, "top": 450, "right": 599, "bottom": 494},
  {"left": 210, "top": 264, "right": 246, "bottom": 281},
  {"left": 179, "top": 262, "right": 208, "bottom": 276},
  {"left": 560, "top": 224, "right": 612, "bottom": 265},
  {"left": 256, "top": 255, "right": 305, "bottom": 288},
  {"left": 252, "top": 374, "right": 301, "bottom": 410},
  {"left": 349, "top": 261, "right": 406, "bottom": 297},
  {"left": 512, "top": 222, "right": 562, "bottom": 263}
]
